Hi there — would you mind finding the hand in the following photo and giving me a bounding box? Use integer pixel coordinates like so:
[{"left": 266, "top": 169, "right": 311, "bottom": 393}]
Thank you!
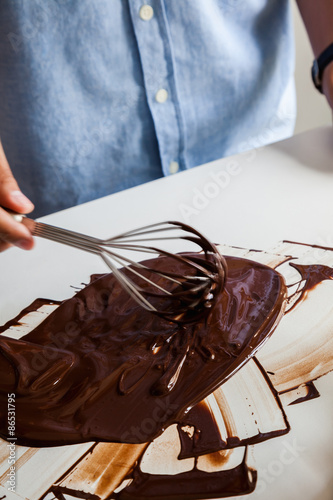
[
  {"left": 322, "top": 61, "right": 333, "bottom": 110},
  {"left": 0, "top": 143, "right": 35, "bottom": 252}
]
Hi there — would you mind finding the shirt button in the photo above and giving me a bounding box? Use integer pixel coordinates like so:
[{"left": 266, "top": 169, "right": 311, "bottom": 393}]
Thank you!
[
  {"left": 169, "top": 161, "right": 179, "bottom": 174},
  {"left": 155, "top": 88, "right": 168, "bottom": 103},
  {"left": 139, "top": 5, "right": 154, "bottom": 21}
]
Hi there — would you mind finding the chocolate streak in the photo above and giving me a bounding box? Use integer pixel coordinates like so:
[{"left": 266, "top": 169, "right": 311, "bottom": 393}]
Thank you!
[
  {"left": 116, "top": 448, "right": 257, "bottom": 500},
  {"left": 284, "top": 381, "right": 320, "bottom": 406},
  {"left": 177, "top": 356, "right": 289, "bottom": 460},
  {"left": 287, "top": 263, "right": 333, "bottom": 311},
  {"left": 0, "top": 255, "right": 286, "bottom": 448}
]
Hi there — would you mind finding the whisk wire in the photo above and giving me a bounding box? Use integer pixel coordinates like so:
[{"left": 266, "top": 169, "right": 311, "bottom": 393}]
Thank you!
[{"left": 21, "top": 218, "right": 227, "bottom": 322}]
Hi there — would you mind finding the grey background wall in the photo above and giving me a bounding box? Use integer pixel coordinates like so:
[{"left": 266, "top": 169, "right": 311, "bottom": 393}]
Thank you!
[{"left": 292, "top": 3, "right": 332, "bottom": 134}]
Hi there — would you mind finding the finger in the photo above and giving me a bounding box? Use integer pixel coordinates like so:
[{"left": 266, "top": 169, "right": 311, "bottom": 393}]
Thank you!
[
  {"left": 0, "top": 180, "right": 35, "bottom": 215},
  {"left": 0, "top": 207, "right": 34, "bottom": 251},
  {"left": 0, "top": 144, "right": 34, "bottom": 214}
]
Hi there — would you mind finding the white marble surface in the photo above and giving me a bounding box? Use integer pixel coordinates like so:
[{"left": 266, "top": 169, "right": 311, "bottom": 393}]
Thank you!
[{"left": 0, "top": 126, "right": 333, "bottom": 500}]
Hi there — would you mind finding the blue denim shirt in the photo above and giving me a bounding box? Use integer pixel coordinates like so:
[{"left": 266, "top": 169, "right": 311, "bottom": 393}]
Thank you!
[{"left": 0, "top": 0, "right": 295, "bottom": 217}]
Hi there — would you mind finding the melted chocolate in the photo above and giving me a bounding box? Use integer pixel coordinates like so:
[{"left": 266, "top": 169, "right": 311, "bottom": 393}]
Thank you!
[
  {"left": 286, "top": 263, "right": 333, "bottom": 312},
  {"left": 0, "top": 255, "right": 286, "bottom": 447},
  {"left": 285, "top": 381, "right": 320, "bottom": 406},
  {"left": 177, "top": 400, "right": 225, "bottom": 459},
  {"left": 177, "top": 356, "right": 289, "bottom": 461},
  {"left": 115, "top": 448, "right": 256, "bottom": 500}
]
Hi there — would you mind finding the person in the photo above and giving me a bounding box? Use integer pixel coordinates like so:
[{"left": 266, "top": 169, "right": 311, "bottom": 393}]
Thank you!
[{"left": 0, "top": 0, "right": 332, "bottom": 253}]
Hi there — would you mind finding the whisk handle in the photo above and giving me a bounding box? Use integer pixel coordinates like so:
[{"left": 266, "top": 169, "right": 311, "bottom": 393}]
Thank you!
[{"left": 5, "top": 208, "right": 102, "bottom": 256}]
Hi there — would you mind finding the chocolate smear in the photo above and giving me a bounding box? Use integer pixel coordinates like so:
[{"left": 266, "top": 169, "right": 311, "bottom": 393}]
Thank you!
[{"left": 0, "top": 255, "right": 286, "bottom": 447}]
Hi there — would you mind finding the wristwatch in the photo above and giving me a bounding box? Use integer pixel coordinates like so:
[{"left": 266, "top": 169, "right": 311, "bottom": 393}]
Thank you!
[{"left": 311, "top": 42, "right": 333, "bottom": 93}]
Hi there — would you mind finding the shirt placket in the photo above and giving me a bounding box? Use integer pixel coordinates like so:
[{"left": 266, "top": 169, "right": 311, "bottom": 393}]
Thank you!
[{"left": 128, "top": 0, "right": 187, "bottom": 176}]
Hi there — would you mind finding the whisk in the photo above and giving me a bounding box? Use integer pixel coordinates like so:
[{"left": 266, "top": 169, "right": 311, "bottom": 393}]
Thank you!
[{"left": 10, "top": 213, "right": 227, "bottom": 323}]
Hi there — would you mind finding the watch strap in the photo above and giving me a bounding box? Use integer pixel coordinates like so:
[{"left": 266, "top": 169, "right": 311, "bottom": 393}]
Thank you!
[{"left": 312, "top": 42, "right": 333, "bottom": 93}]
